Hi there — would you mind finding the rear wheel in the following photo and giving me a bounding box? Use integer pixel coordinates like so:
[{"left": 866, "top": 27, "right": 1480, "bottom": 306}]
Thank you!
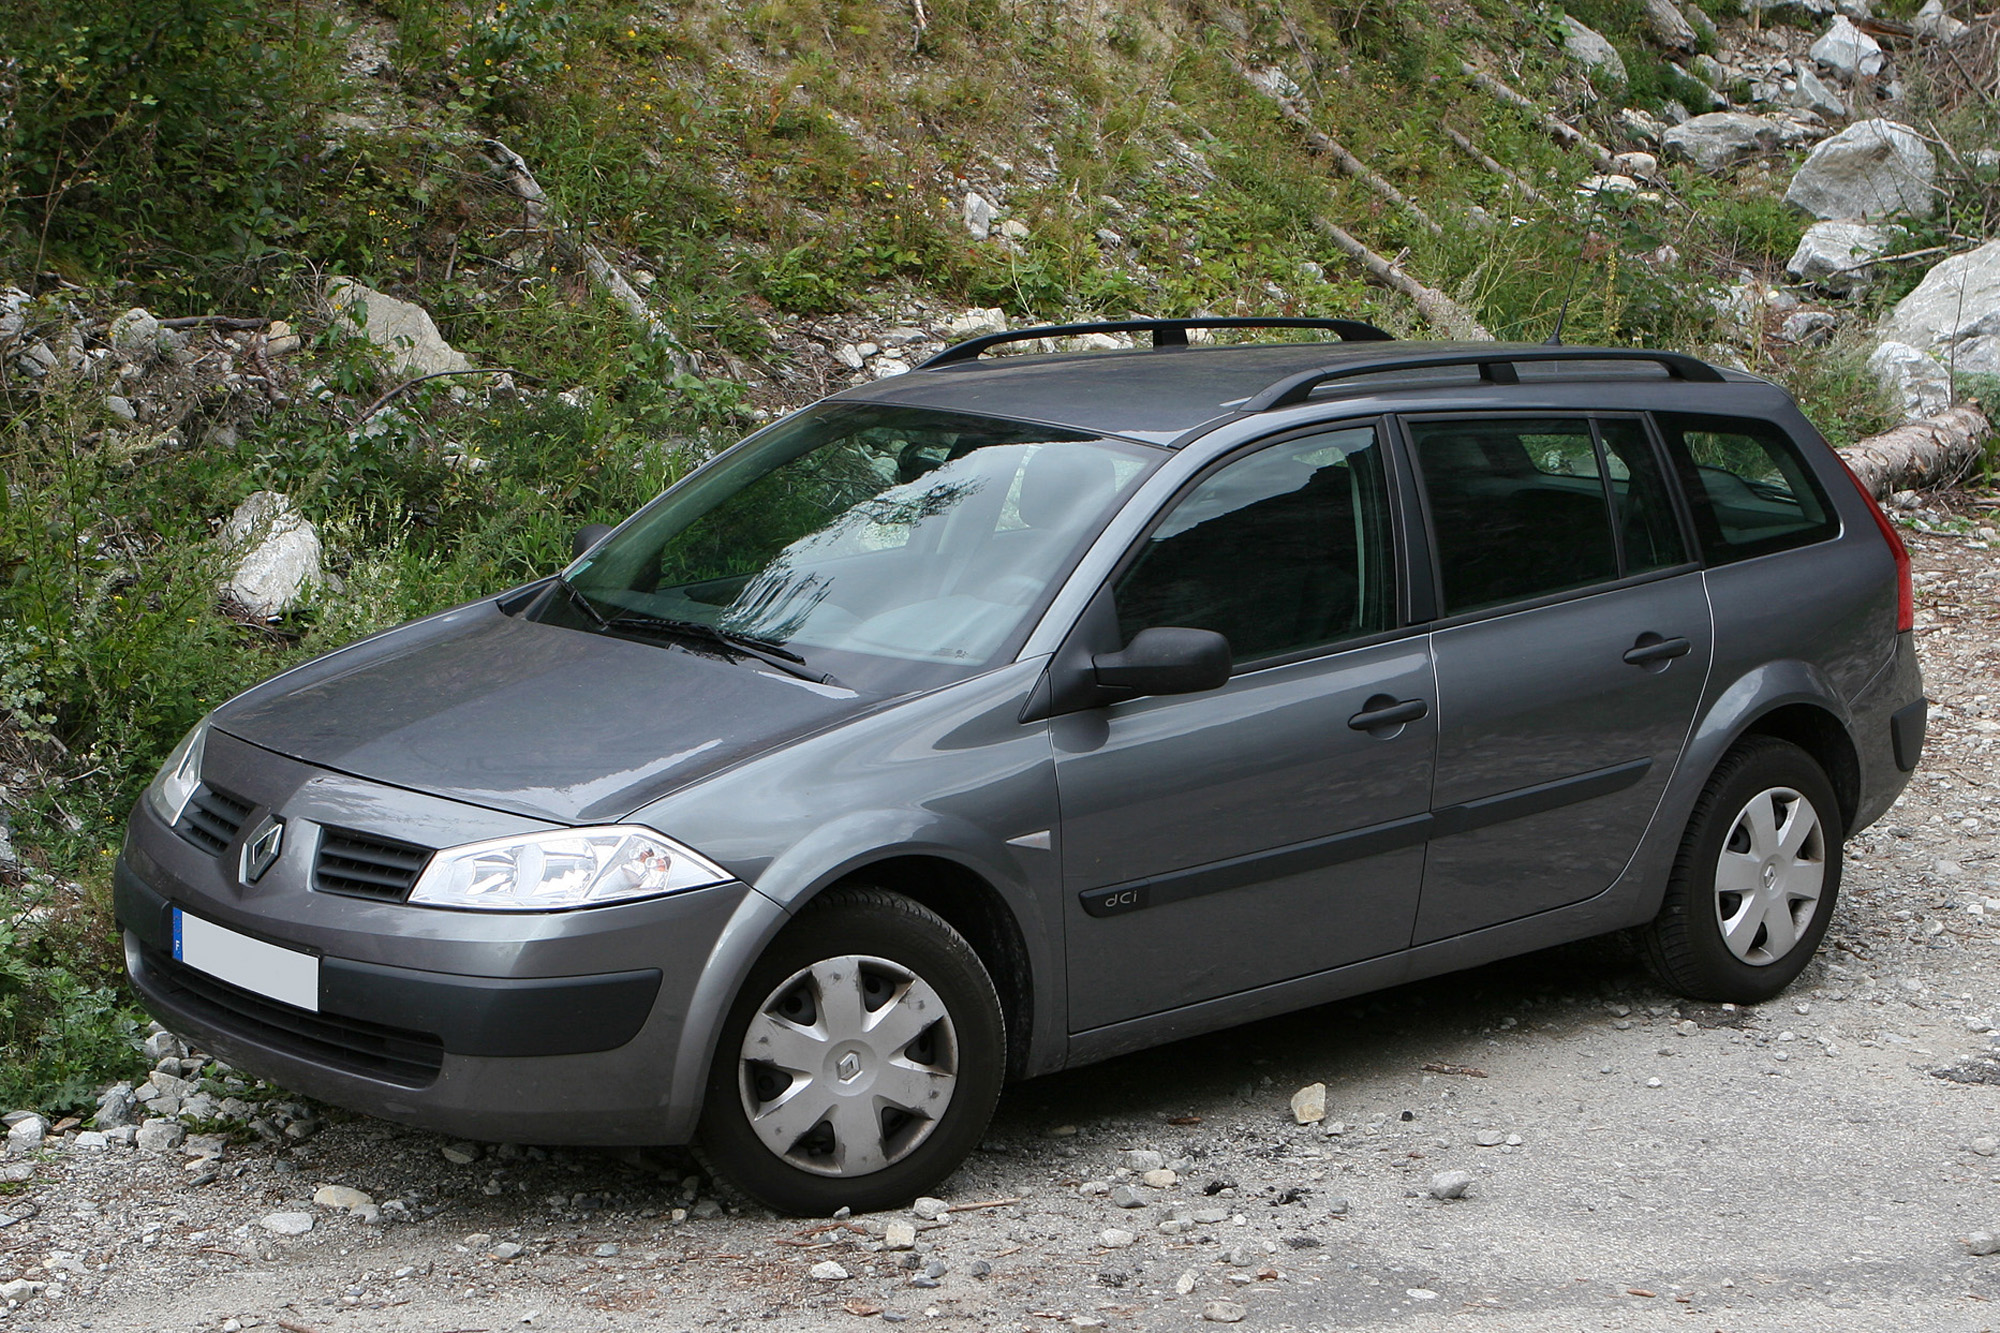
[
  {"left": 694, "top": 887, "right": 1004, "bottom": 1215},
  {"left": 1641, "top": 737, "right": 1842, "bottom": 1004}
]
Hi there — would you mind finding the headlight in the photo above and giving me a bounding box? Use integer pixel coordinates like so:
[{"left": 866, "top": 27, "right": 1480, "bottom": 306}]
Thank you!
[
  {"left": 407, "top": 826, "right": 732, "bottom": 911},
  {"left": 144, "top": 721, "right": 209, "bottom": 827}
]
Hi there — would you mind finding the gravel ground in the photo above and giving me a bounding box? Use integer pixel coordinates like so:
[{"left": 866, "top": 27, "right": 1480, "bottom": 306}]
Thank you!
[{"left": 4, "top": 507, "right": 1997, "bottom": 1333}]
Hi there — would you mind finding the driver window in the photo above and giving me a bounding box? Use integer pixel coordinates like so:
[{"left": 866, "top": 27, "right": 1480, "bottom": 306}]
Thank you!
[{"left": 1113, "top": 427, "right": 1395, "bottom": 664}]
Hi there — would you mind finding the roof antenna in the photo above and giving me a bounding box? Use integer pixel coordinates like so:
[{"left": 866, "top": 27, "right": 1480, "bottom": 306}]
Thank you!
[{"left": 1546, "top": 174, "right": 1615, "bottom": 346}]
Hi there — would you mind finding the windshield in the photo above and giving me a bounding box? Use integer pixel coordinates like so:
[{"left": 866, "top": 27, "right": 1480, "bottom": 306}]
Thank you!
[{"left": 541, "top": 404, "right": 1160, "bottom": 693}]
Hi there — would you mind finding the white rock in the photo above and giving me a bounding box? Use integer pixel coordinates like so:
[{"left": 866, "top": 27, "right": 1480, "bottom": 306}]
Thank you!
[
  {"left": 109, "top": 308, "right": 161, "bottom": 355},
  {"left": 963, "top": 192, "right": 995, "bottom": 241},
  {"left": 1202, "top": 1299, "right": 1247, "bottom": 1322},
  {"left": 1912, "top": 0, "right": 1969, "bottom": 41},
  {"left": 1123, "top": 1149, "right": 1166, "bottom": 1172},
  {"left": 809, "top": 1260, "right": 851, "bottom": 1281},
  {"left": 1428, "top": 1169, "right": 1475, "bottom": 1200},
  {"left": 1612, "top": 151, "right": 1658, "bottom": 178},
  {"left": 5, "top": 1115, "right": 46, "bottom": 1154},
  {"left": 134, "top": 1119, "right": 185, "bottom": 1155},
  {"left": 313, "top": 1185, "right": 375, "bottom": 1211},
  {"left": 326, "top": 277, "right": 473, "bottom": 378},
  {"left": 1786, "top": 220, "right": 1892, "bottom": 293},
  {"left": 1880, "top": 237, "right": 2000, "bottom": 357},
  {"left": 1642, "top": 0, "right": 1699, "bottom": 51},
  {"left": 1785, "top": 120, "right": 1936, "bottom": 220},
  {"left": 1866, "top": 341, "right": 1953, "bottom": 419},
  {"left": 912, "top": 1196, "right": 950, "bottom": 1220},
  {"left": 945, "top": 307, "right": 1007, "bottom": 339},
  {"left": 1562, "top": 17, "right": 1628, "bottom": 86},
  {"left": 1100, "top": 1227, "right": 1136, "bottom": 1248},
  {"left": 1967, "top": 1230, "right": 2000, "bottom": 1256},
  {"left": 0, "top": 1278, "right": 47, "bottom": 1301},
  {"left": 1141, "top": 1168, "right": 1178, "bottom": 1188},
  {"left": 1812, "top": 16, "right": 1884, "bottom": 79},
  {"left": 1662, "top": 113, "right": 1782, "bottom": 172},
  {"left": 1782, "top": 310, "right": 1840, "bottom": 344},
  {"left": 491, "top": 1240, "right": 524, "bottom": 1260},
  {"left": 260, "top": 1212, "right": 315, "bottom": 1236},
  {"left": 1577, "top": 174, "right": 1642, "bottom": 195},
  {"left": 219, "top": 491, "right": 323, "bottom": 618},
  {"left": 72, "top": 1131, "right": 108, "bottom": 1151},
  {"left": 883, "top": 1220, "right": 917, "bottom": 1250},
  {"left": 871, "top": 357, "right": 910, "bottom": 379},
  {"left": 833, "top": 343, "right": 865, "bottom": 370},
  {"left": 1290, "top": 1083, "right": 1326, "bottom": 1124},
  {"left": 998, "top": 218, "right": 1030, "bottom": 239}
]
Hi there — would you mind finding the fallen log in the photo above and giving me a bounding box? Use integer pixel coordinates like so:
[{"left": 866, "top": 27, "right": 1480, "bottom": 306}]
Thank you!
[
  {"left": 1311, "top": 218, "right": 1493, "bottom": 341},
  {"left": 482, "top": 138, "right": 697, "bottom": 376},
  {"left": 1459, "top": 62, "right": 1618, "bottom": 172},
  {"left": 1237, "top": 64, "right": 1445, "bottom": 238},
  {"left": 1441, "top": 122, "right": 1554, "bottom": 210},
  {"left": 1838, "top": 404, "right": 1991, "bottom": 499}
]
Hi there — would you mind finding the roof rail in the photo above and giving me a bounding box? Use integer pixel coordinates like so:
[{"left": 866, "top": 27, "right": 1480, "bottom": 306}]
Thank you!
[
  {"left": 1241, "top": 347, "right": 1726, "bottom": 411},
  {"left": 920, "top": 317, "right": 1395, "bottom": 368}
]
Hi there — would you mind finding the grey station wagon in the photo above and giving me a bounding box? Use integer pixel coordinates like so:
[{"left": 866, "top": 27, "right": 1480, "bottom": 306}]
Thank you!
[{"left": 117, "top": 319, "right": 1926, "bottom": 1213}]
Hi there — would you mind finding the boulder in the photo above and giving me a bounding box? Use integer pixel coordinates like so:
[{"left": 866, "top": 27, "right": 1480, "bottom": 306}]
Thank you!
[
  {"left": 220, "top": 491, "right": 323, "bottom": 619},
  {"left": 1881, "top": 240, "right": 2000, "bottom": 365},
  {"left": 108, "top": 308, "right": 161, "bottom": 357},
  {"left": 1786, "top": 220, "right": 1892, "bottom": 292},
  {"left": 1562, "top": 17, "right": 1628, "bottom": 86},
  {"left": 1662, "top": 113, "right": 1782, "bottom": 172},
  {"left": 1642, "top": 0, "right": 1700, "bottom": 51},
  {"left": 962, "top": 192, "right": 995, "bottom": 241},
  {"left": 1811, "top": 16, "right": 1884, "bottom": 80},
  {"left": 1784, "top": 120, "right": 1935, "bottom": 219},
  {"left": 1867, "top": 342, "right": 1952, "bottom": 420},
  {"left": 325, "top": 277, "right": 473, "bottom": 379},
  {"left": 1911, "top": 0, "right": 1968, "bottom": 43},
  {"left": 1789, "top": 65, "right": 1848, "bottom": 121}
]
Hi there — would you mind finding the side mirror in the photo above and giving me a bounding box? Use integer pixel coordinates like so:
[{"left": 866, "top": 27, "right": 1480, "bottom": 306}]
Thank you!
[
  {"left": 1092, "top": 627, "right": 1232, "bottom": 698},
  {"left": 572, "top": 523, "right": 616, "bottom": 561}
]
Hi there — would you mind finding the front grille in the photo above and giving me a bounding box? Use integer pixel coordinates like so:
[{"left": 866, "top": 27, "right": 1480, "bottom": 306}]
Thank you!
[
  {"left": 173, "top": 784, "right": 253, "bottom": 856},
  {"left": 313, "top": 829, "right": 431, "bottom": 902},
  {"left": 139, "top": 943, "right": 443, "bottom": 1087}
]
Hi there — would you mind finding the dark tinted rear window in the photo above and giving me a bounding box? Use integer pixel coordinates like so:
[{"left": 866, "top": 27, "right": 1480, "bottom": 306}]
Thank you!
[{"left": 1655, "top": 414, "right": 1837, "bottom": 563}]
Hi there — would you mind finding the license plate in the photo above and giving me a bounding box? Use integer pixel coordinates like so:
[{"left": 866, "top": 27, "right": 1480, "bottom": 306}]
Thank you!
[{"left": 172, "top": 908, "right": 320, "bottom": 1012}]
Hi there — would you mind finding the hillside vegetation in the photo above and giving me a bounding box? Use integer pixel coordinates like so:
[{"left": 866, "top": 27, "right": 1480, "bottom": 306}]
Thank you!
[{"left": 1, "top": 0, "right": 1996, "bottom": 1109}]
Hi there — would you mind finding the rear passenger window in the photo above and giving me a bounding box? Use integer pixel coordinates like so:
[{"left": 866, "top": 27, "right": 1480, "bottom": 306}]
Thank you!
[
  {"left": 1655, "top": 414, "right": 1837, "bottom": 563},
  {"left": 1411, "top": 417, "right": 1688, "bottom": 615}
]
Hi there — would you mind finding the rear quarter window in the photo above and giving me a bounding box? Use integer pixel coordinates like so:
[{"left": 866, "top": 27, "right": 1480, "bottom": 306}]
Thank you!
[{"left": 1655, "top": 413, "right": 1838, "bottom": 563}]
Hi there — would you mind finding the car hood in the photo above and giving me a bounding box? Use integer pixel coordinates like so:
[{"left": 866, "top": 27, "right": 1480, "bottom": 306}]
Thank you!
[{"left": 211, "top": 597, "right": 878, "bottom": 825}]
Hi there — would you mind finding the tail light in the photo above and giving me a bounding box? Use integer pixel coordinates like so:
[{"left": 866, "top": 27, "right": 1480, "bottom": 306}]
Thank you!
[{"left": 1835, "top": 457, "right": 1913, "bottom": 634}]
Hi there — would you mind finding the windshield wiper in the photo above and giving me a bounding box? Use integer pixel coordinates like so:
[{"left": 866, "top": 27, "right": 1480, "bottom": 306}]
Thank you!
[
  {"left": 555, "top": 573, "right": 609, "bottom": 628},
  {"left": 601, "top": 612, "right": 839, "bottom": 686}
]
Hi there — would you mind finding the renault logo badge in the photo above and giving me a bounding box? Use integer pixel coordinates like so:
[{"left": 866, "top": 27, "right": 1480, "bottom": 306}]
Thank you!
[{"left": 241, "top": 818, "right": 284, "bottom": 884}]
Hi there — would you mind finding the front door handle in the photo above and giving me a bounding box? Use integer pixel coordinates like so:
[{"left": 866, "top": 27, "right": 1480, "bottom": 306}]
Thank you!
[
  {"left": 1623, "top": 634, "right": 1692, "bottom": 667},
  {"left": 1348, "top": 697, "right": 1428, "bottom": 732}
]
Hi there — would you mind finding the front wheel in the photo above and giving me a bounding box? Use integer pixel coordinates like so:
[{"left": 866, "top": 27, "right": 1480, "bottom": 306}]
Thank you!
[
  {"left": 1641, "top": 737, "right": 1843, "bottom": 1004},
  {"left": 694, "top": 887, "right": 1005, "bottom": 1215}
]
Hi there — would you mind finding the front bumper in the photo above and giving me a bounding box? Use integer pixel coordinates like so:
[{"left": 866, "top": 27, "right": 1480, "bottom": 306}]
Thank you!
[{"left": 114, "top": 729, "right": 780, "bottom": 1145}]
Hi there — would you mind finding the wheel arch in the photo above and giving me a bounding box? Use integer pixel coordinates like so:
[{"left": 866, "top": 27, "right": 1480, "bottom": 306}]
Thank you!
[
  {"left": 800, "top": 854, "right": 1037, "bottom": 1082},
  {"left": 1734, "top": 701, "right": 1861, "bottom": 835}
]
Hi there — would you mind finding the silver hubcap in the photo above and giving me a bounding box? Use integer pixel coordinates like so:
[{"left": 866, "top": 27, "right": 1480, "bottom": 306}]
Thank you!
[
  {"left": 1713, "top": 785, "right": 1825, "bottom": 966},
  {"left": 737, "top": 955, "right": 957, "bottom": 1177}
]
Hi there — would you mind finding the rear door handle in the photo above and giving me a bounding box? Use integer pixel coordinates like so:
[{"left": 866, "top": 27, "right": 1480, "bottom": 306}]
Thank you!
[
  {"left": 1348, "top": 697, "right": 1429, "bottom": 732},
  {"left": 1623, "top": 635, "right": 1692, "bottom": 666}
]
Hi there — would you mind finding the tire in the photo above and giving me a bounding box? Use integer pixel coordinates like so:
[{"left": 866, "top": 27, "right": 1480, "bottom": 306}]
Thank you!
[
  {"left": 693, "top": 887, "right": 1005, "bottom": 1216},
  {"left": 1641, "top": 737, "right": 1843, "bottom": 1004}
]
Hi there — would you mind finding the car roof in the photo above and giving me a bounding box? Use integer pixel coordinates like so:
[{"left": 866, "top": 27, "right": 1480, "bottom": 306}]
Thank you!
[{"left": 839, "top": 336, "right": 1764, "bottom": 446}]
